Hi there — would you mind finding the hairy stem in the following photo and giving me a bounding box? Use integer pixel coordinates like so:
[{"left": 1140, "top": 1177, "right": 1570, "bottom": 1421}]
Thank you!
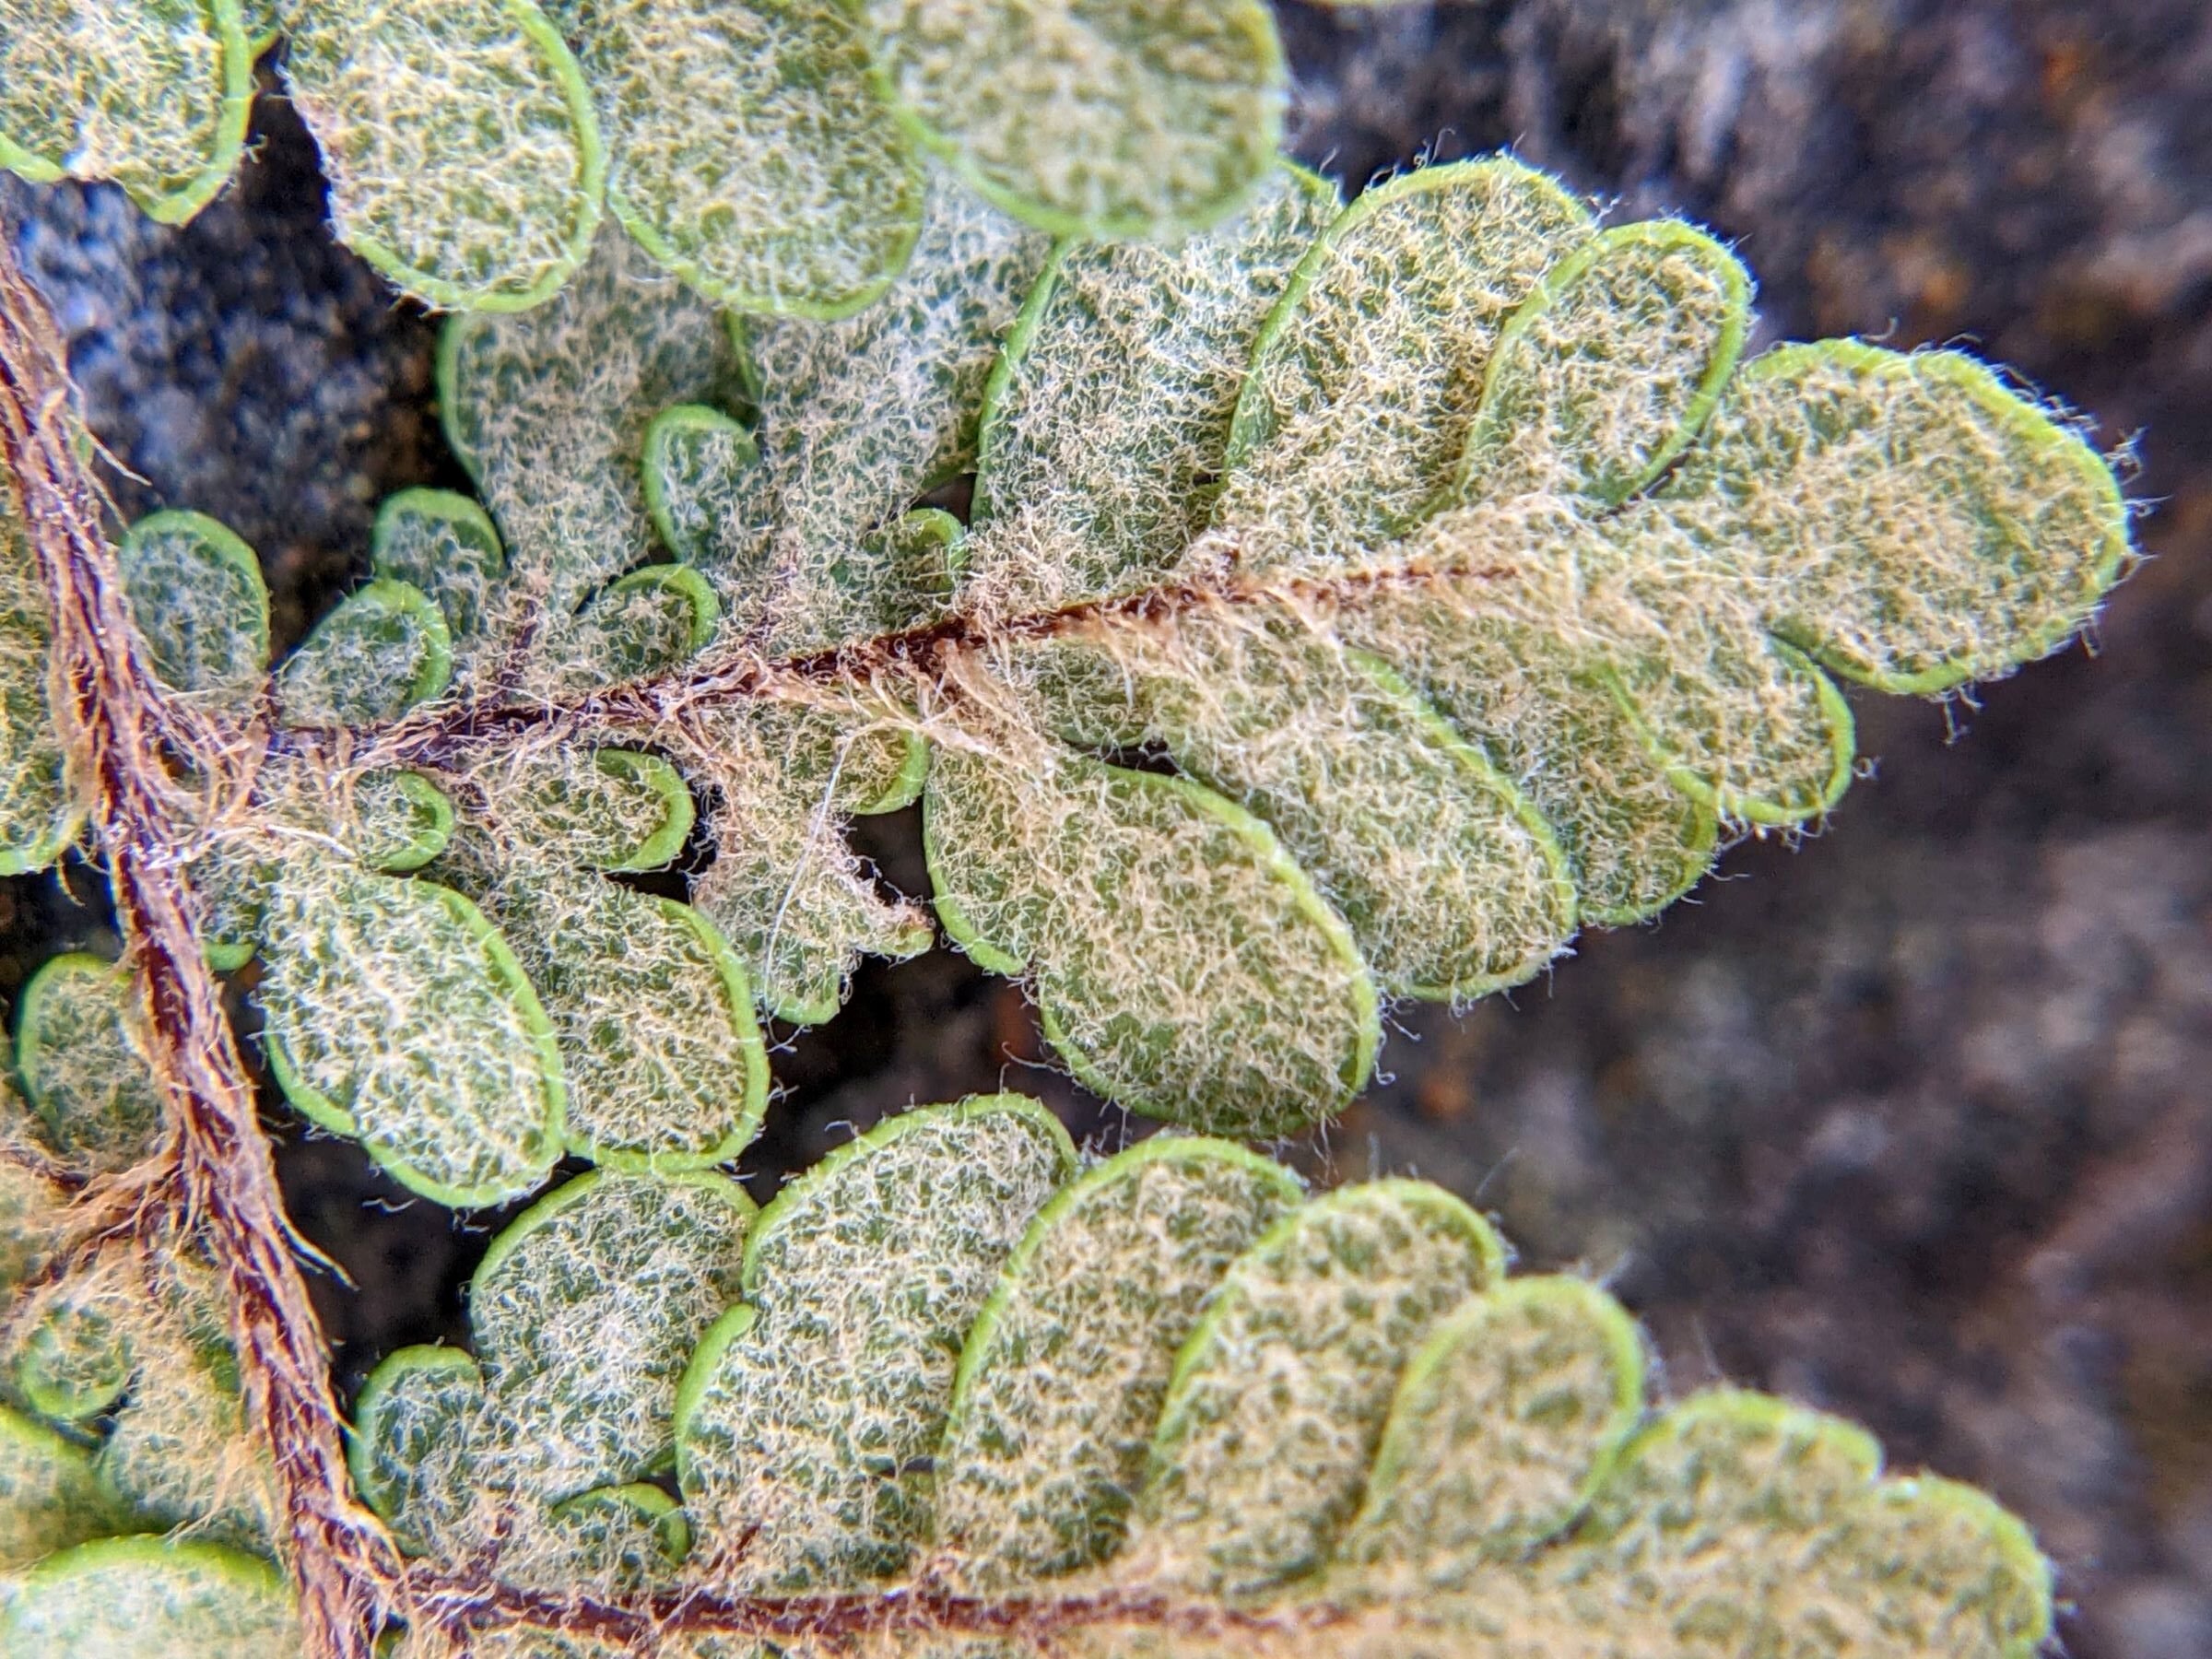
[
  {"left": 335, "top": 557, "right": 1515, "bottom": 776},
  {"left": 0, "top": 237, "right": 399, "bottom": 1659},
  {"left": 398, "top": 1559, "right": 1341, "bottom": 1651}
]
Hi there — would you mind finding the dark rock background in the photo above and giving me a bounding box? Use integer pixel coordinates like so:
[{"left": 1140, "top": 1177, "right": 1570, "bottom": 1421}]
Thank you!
[{"left": 5, "top": 5, "right": 2209, "bottom": 1654}]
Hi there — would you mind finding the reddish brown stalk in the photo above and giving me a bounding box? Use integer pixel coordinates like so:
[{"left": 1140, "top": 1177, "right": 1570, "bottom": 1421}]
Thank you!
[
  {"left": 398, "top": 1559, "right": 1346, "bottom": 1651},
  {"left": 0, "top": 241, "right": 400, "bottom": 1656},
  {"left": 306, "top": 550, "right": 1510, "bottom": 776}
]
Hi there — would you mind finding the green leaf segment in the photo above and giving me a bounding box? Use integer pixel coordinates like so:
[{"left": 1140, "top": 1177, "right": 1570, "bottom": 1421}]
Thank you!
[
  {"left": 324, "top": 1098, "right": 2053, "bottom": 1658},
  {"left": 1, "top": 0, "right": 1293, "bottom": 313},
  {"left": 0, "top": 145, "right": 2132, "bottom": 1188},
  {"left": 0, "top": 125, "right": 2126, "bottom": 1655}
]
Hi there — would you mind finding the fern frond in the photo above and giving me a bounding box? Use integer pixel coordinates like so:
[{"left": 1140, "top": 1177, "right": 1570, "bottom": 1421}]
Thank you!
[
  {"left": 2, "top": 0, "right": 1293, "bottom": 312},
  {"left": 326, "top": 1099, "right": 2054, "bottom": 1659},
  {"left": 0, "top": 114, "right": 2127, "bottom": 1656},
  {"left": 42, "top": 148, "right": 2126, "bottom": 1171}
]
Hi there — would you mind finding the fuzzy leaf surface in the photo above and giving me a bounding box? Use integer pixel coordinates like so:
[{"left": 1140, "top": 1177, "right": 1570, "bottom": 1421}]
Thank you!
[
  {"left": 932, "top": 1136, "right": 1303, "bottom": 1587},
  {"left": 254, "top": 855, "right": 567, "bottom": 1206},
  {"left": 0, "top": 1536, "right": 299, "bottom": 1656},
  {"left": 428, "top": 745, "right": 771, "bottom": 1166},
  {"left": 683, "top": 705, "right": 934, "bottom": 1025},
  {"left": 13, "top": 954, "right": 165, "bottom": 1172},
  {"left": 966, "top": 161, "right": 1338, "bottom": 610},
  {"left": 113, "top": 510, "right": 269, "bottom": 704},
  {"left": 1215, "top": 158, "right": 1594, "bottom": 566},
  {"left": 676, "top": 1097, "right": 1076, "bottom": 1589},
  {"left": 549, "top": 0, "right": 924, "bottom": 317},
  {"left": 470, "top": 1170, "right": 756, "bottom": 1494},
  {"left": 281, "top": 0, "right": 605, "bottom": 312},
  {"left": 860, "top": 0, "right": 1286, "bottom": 239},
  {"left": 923, "top": 742, "right": 1379, "bottom": 1135},
  {"left": 100, "top": 150, "right": 2136, "bottom": 1220},
  {"left": 0, "top": 1406, "right": 114, "bottom": 1571},
  {"left": 0, "top": 0, "right": 251, "bottom": 225},
  {"left": 1129, "top": 1181, "right": 1505, "bottom": 1591}
]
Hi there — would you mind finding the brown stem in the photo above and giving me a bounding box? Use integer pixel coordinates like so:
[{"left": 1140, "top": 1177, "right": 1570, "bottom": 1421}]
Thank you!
[
  {"left": 0, "top": 240, "right": 398, "bottom": 1656},
  {"left": 398, "top": 1560, "right": 1342, "bottom": 1651},
  {"left": 290, "top": 551, "right": 1509, "bottom": 777}
]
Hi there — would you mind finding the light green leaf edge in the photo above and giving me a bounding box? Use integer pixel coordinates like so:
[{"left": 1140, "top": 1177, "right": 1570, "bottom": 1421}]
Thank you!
[
  {"left": 1220, "top": 156, "right": 1592, "bottom": 483},
  {"left": 594, "top": 0, "right": 925, "bottom": 323},
  {"left": 11, "top": 1296, "right": 132, "bottom": 1425},
  {"left": 553, "top": 899, "right": 769, "bottom": 1172},
  {"left": 1598, "top": 638, "right": 1860, "bottom": 828},
  {"left": 858, "top": 728, "right": 932, "bottom": 818},
  {"left": 921, "top": 759, "right": 1382, "bottom": 1134},
  {"left": 1747, "top": 339, "right": 2136, "bottom": 697},
  {"left": 734, "top": 1092, "right": 1076, "bottom": 1293},
  {"left": 592, "top": 749, "right": 698, "bottom": 872},
  {"left": 863, "top": 506, "right": 968, "bottom": 607},
  {"left": 945, "top": 1135, "right": 1304, "bottom": 1414},
  {"left": 115, "top": 508, "right": 271, "bottom": 697},
  {"left": 1340, "top": 647, "right": 1578, "bottom": 1003},
  {"left": 1456, "top": 218, "right": 1752, "bottom": 508},
  {"left": 1031, "top": 778, "right": 1378, "bottom": 1131},
  {"left": 670, "top": 1093, "right": 1080, "bottom": 1488},
  {"left": 371, "top": 488, "right": 503, "bottom": 560},
  {"left": 12, "top": 951, "right": 161, "bottom": 1165},
  {"left": 969, "top": 159, "right": 1338, "bottom": 536},
  {"left": 641, "top": 406, "right": 761, "bottom": 566},
  {"left": 862, "top": 0, "right": 1289, "bottom": 243},
  {"left": 346, "top": 1342, "right": 483, "bottom": 1534},
  {"left": 931, "top": 1135, "right": 1307, "bottom": 1583},
  {"left": 586, "top": 562, "right": 723, "bottom": 660},
  {"left": 0, "top": 0, "right": 253, "bottom": 228},
  {"left": 1347, "top": 1274, "right": 1647, "bottom": 1557},
  {"left": 0, "top": 1533, "right": 298, "bottom": 1651},
  {"left": 548, "top": 1478, "right": 692, "bottom": 1566},
  {"left": 1145, "top": 1176, "right": 1509, "bottom": 1472},
  {"left": 470, "top": 1164, "right": 758, "bottom": 1311},
  {"left": 276, "top": 576, "right": 456, "bottom": 727},
  {"left": 312, "top": 0, "right": 609, "bottom": 315},
  {"left": 260, "top": 881, "right": 569, "bottom": 1208},
  {"left": 0, "top": 1400, "right": 119, "bottom": 1568},
  {"left": 371, "top": 488, "right": 508, "bottom": 638},
  {"left": 371, "top": 772, "right": 463, "bottom": 874}
]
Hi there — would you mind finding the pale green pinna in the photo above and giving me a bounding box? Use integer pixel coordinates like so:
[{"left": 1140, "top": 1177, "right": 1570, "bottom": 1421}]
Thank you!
[
  {"left": 333, "top": 1098, "right": 2050, "bottom": 1657},
  {"left": 0, "top": 0, "right": 1289, "bottom": 312},
  {"left": 0, "top": 144, "right": 2123, "bottom": 1198},
  {"left": 0, "top": 62, "right": 2126, "bottom": 1655},
  {"left": 0, "top": 1087, "right": 2056, "bottom": 1654}
]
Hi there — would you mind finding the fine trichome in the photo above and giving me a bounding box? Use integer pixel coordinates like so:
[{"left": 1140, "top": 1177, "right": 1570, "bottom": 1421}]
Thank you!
[
  {"left": 0, "top": 153, "right": 2124, "bottom": 1188},
  {"left": 0, "top": 27, "right": 2133, "bottom": 1655}
]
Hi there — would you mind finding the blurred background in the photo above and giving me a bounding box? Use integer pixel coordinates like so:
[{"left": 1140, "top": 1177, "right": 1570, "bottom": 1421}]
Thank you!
[{"left": 4, "top": 4, "right": 2208, "bottom": 1653}]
